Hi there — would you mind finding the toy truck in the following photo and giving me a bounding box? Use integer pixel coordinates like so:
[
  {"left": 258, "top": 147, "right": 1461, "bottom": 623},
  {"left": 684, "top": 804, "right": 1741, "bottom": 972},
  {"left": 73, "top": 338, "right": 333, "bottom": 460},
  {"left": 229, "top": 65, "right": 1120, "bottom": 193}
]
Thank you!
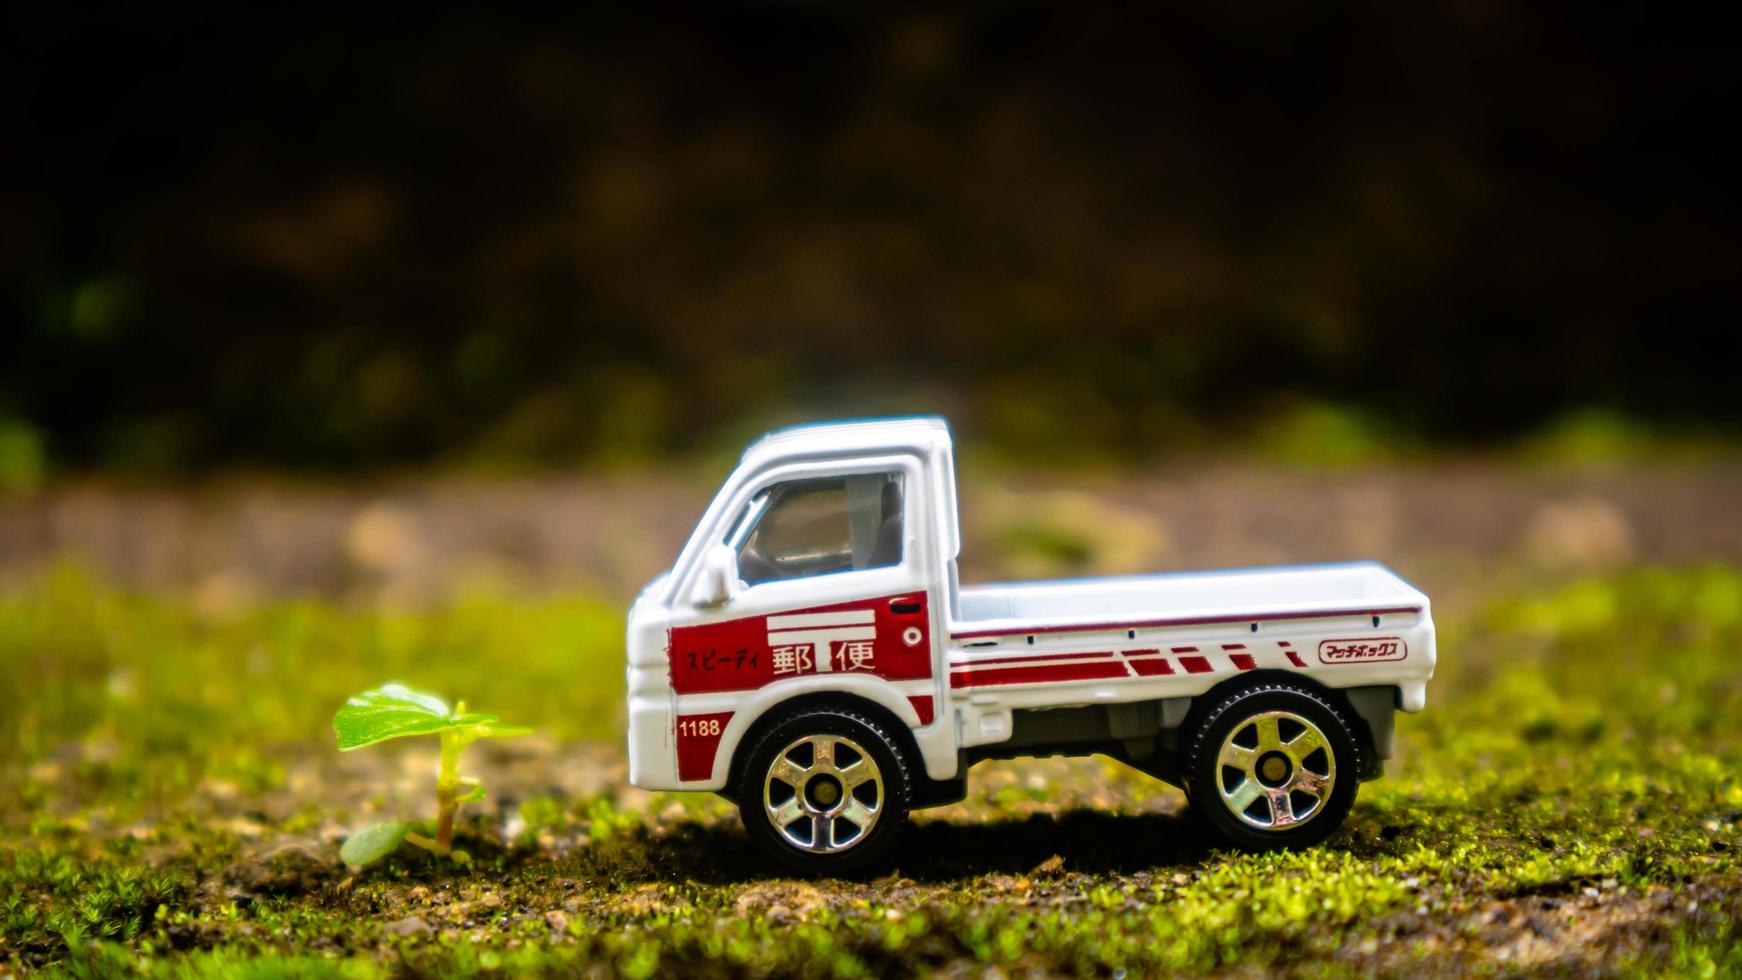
[{"left": 625, "top": 417, "right": 1436, "bottom": 871}]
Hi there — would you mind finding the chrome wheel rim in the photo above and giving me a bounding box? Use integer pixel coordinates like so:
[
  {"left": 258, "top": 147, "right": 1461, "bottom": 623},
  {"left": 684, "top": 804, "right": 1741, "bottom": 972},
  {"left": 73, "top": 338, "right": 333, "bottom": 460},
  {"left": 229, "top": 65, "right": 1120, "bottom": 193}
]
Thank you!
[
  {"left": 1215, "top": 710, "right": 1336, "bottom": 831},
  {"left": 763, "top": 733, "right": 883, "bottom": 853}
]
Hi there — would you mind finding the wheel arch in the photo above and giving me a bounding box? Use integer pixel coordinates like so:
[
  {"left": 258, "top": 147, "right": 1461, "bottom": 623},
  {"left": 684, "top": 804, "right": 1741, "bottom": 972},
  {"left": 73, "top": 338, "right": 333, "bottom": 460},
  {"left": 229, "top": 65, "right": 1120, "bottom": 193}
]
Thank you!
[
  {"left": 1182, "top": 669, "right": 1387, "bottom": 780},
  {"left": 722, "top": 690, "right": 923, "bottom": 803}
]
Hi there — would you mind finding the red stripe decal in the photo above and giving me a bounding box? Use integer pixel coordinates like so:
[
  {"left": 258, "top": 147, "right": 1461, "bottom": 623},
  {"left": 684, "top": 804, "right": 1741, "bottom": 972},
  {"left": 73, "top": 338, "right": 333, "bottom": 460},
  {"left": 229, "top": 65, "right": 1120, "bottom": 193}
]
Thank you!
[
  {"left": 1171, "top": 646, "right": 1198, "bottom": 653},
  {"left": 953, "top": 651, "right": 1116, "bottom": 669},
  {"left": 1229, "top": 653, "right": 1257, "bottom": 671},
  {"left": 1178, "top": 656, "right": 1213, "bottom": 674},
  {"left": 951, "top": 605, "right": 1423, "bottom": 640},
  {"left": 1285, "top": 650, "right": 1308, "bottom": 668},
  {"left": 1222, "top": 643, "right": 1246, "bottom": 650},
  {"left": 950, "top": 660, "right": 1128, "bottom": 689},
  {"left": 1122, "top": 648, "right": 1161, "bottom": 657},
  {"left": 1130, "top": 658, "right": 1174, "bottom": 677},
  {"left": 1277, "top": 640, "right": 1294, "bottom": 648},
  {"left": 907, "top": 695, "right": 935, "bottom": 726}
]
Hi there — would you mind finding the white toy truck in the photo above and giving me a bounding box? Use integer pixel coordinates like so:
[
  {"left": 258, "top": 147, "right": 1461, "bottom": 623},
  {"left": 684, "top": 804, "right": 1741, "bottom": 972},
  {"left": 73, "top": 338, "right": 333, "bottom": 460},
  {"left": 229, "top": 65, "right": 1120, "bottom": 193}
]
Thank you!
[{"left": 626, "top": 417, "right": 1435, "bottom": 871}]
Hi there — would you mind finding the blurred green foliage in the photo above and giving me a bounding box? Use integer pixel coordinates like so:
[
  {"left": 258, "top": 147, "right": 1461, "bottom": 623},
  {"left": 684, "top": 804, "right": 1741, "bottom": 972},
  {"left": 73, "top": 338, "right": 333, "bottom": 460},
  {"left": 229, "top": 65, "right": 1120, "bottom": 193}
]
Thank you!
[
  {"left": 1243, "top": 402, "right": 1397, "bottom": 467},
  {"left": 0, "top": 417, "right": 47, "bottom": 493},
  {"left": 0, "top": 565, "right": 622, "bottom": 803},
  {"left": 6, "top": 7, "right": 1735, "bottom": 474}
]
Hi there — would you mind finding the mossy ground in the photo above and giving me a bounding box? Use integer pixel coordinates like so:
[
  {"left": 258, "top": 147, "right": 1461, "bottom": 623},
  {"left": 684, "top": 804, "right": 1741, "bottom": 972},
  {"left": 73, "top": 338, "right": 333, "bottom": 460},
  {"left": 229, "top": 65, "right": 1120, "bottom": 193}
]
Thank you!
[{"left": 3, "top": 564, "right": 1740, "bottom": 977}]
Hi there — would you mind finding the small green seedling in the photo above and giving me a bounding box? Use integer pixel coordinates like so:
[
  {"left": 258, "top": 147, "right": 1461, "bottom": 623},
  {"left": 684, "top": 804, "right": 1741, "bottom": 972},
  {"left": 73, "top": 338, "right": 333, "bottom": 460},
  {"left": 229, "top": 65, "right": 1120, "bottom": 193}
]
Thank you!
[{"left": 332, "top": 683, "right": 530, "bottom": 868}]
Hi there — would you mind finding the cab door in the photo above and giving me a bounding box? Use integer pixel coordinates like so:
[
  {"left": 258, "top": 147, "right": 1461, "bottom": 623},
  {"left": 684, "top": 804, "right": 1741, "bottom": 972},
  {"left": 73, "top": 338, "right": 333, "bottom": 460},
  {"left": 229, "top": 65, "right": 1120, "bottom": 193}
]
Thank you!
[{"left": 664, "top": 460, "right": 937, "bottom": 776}]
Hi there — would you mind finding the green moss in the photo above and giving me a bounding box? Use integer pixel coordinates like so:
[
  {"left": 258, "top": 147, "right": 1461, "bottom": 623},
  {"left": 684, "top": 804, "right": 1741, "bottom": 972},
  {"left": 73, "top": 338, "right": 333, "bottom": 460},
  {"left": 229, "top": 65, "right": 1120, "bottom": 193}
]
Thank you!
[{"left": 4, "top": 565, "right": 1741, "bottom": 975}]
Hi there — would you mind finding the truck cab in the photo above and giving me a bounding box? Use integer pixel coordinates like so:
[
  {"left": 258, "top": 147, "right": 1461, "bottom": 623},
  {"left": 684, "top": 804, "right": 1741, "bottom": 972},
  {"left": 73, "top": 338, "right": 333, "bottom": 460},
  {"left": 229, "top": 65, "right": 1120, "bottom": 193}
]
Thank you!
[{"left": 626, "top": 417, "right": 1435, "bottom": 871}]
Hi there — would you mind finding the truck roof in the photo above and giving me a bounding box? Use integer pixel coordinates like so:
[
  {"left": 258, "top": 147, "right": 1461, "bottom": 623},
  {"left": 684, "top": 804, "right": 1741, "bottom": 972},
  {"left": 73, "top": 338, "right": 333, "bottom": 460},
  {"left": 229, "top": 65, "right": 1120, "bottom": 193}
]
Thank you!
[{"left": 742, "top": 415, "right": 953, "bottom": 467}]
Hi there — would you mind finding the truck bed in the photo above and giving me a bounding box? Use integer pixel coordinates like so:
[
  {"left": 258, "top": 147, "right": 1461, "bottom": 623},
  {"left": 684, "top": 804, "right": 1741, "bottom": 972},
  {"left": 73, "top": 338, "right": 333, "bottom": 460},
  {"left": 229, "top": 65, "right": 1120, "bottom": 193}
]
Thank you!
[{"left": 953, "top": 561, "right": 1427, "bottom": 637}]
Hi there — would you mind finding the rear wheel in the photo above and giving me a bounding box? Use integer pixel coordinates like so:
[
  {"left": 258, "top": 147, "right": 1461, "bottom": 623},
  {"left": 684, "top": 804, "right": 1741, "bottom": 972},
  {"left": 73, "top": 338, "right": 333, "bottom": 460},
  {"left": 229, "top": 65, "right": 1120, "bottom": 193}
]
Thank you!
[
  {"left": 1185, "top": 681, "right": 1362, "bottom": 850},
  {"left": 736, "top": 706, "right": 912, "bottom": 874}
]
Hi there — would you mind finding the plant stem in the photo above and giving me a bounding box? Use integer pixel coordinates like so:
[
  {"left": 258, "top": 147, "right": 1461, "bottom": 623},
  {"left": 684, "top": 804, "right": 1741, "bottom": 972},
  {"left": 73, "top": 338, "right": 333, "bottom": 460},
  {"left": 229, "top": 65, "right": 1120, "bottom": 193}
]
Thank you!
[{"left": 434, "top": 700, "right": 466, "bottom": 852}]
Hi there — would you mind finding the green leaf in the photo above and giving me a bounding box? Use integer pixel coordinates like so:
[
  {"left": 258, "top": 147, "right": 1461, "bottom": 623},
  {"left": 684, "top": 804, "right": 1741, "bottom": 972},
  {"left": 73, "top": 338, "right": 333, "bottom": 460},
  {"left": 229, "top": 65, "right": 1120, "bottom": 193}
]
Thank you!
[
  {"left": 457, "top": 783, "right": 487, "bottom": 804},
  {"left": 332, "top": 683, "right": 534, "bottom": 751},
  {"left": 333, "top": 683, "right": 458, "bottom": 750},
  {"left": 339, "top": 821, "right": 411, "bottom": 868}
]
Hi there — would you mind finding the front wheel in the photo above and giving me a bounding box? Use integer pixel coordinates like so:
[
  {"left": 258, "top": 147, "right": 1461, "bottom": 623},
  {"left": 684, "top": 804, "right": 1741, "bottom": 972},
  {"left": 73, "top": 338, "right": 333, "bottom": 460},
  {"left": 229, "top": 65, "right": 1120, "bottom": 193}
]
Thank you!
[
  {"left": 1184, "top": 681, "right": 1363, "bottom": 850},
  {"left": 736, "top": 706, "right": 912, "bottom": 874}
]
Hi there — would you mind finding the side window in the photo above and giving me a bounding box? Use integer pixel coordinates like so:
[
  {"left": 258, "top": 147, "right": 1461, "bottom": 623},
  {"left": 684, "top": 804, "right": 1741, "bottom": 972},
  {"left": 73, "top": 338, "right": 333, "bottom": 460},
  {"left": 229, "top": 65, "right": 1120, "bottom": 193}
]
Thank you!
[{"left": 734, "top": 473, "right": 904, "bottom": 587}]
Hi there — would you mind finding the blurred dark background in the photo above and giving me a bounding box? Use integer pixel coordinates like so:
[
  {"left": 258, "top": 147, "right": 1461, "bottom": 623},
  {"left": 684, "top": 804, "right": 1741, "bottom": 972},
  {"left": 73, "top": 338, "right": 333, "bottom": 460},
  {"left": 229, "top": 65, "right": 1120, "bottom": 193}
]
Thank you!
[{"left": 3, "top": 3, "right": 1734, "bottom": 478}]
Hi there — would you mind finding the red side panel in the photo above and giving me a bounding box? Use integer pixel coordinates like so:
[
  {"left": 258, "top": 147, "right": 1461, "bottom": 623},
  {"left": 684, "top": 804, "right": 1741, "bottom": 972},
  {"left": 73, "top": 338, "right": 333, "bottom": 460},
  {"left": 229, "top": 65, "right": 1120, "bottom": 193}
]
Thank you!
[
  {"left": 675, "top": 711, "right": 733, "bottom": 781},
  {"left": 907, "top": 695, "right": 934, "bottom": 726},
  {"left": 668, "top": 591, "right": 932, "bottom": 696},
  {"left": 667, "top": 615, "right": 772, "bottom": 694}
]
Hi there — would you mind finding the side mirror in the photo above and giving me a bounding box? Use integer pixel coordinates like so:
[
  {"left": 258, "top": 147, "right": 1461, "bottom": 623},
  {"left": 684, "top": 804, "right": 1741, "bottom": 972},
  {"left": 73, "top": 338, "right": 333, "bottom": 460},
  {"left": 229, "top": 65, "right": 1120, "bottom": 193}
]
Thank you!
[{"left": 695, "top": 544, "right": 741, "bottom": 606}]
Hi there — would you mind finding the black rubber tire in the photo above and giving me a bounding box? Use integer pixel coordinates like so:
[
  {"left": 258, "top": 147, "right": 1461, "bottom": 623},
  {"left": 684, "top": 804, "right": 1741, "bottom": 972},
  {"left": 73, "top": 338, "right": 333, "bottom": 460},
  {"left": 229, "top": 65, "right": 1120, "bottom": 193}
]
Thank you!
[
  {"left": 736, "top": 705, "right": 912, "bottom": 875},
  {"left": 1184, "top": 681, "right": 1363, "bottom": 851}
]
